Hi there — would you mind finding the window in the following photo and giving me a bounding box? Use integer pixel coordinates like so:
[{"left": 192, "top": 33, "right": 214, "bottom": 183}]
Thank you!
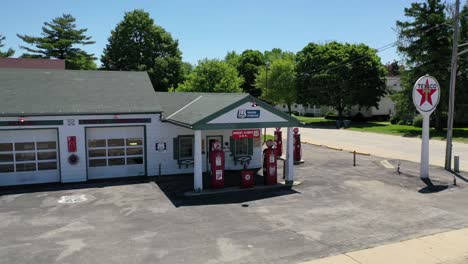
[
  {"left": 235, "top": 138, "right": 249, "bottom": 156},
  {"left": 230, "top": 137, "right": 254, "bottom": 158},
  {"left": 87, "top": 137, "right": 144, "bottom": 168},
  {"left": 173, "top": 136, "right": 195, "bottom": 164},
  {"left": 0, "top": 140, "right": 58, "bottom": 173},
  {"left": 179, "top": 136, "right": 194, "bottom": 160}
]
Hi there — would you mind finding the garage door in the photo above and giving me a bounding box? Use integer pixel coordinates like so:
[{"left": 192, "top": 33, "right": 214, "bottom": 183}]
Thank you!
[
  {"left": 86, "top": 126, "right": 145, "bottom": 179},
  {"left": 0, "top": 129, "right": 60, "bottom": 186}
]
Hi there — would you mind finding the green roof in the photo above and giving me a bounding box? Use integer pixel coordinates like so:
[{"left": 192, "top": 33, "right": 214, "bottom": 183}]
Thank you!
[
  {"left": 156, "top": 92, "right": 298, "bottom": 129},
  {"left": 0, "top": 68, "right": 160, "bottom": 116},
  {"left": 155, "top": 92, "right": 249, "bottom": 126},
  {"left": 0, "top": 68, "right": 298, "bottom": 129}
]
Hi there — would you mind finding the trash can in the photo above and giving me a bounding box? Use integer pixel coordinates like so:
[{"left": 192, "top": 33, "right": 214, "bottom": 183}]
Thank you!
[
  {"left": 241, "top": 169, "right": 254, "bottom": 188},
  {"left": 343, "top": 120, "right": 351, "bottom": 128}
]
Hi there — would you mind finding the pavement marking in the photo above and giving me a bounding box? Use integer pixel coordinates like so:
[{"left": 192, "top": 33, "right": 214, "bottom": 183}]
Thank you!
[
  {"left": 302, "top": 228, "right": 468, "bottom": 264},
  {"left": 380, "top": 160, "right": 395, "bottom": 169}
]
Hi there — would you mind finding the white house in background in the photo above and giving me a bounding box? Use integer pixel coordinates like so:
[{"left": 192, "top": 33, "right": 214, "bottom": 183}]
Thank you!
[
  {"left": 275, "top": 76, "right": 402, "bottom": 117},
  {"left": 0, "top": 68, "right": 298, "bottom": 190},
  {"left": 274, "top": 104, "right": 321, "bottom": 116}
]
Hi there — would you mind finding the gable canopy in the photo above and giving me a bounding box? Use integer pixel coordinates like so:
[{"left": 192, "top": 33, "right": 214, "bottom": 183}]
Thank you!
[{"left": 159, "top": 93, "right": 298, "bottom": 130}]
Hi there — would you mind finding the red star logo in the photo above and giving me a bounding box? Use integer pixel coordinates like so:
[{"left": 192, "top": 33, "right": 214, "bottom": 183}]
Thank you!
[{"left": 416, "top": 79, "right": 437, "bottom": 106}]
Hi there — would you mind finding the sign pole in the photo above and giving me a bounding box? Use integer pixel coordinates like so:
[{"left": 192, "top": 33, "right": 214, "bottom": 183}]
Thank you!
[
  {"left": 420, "top": 115, "right": 430, "bottom": 179},
  {"left": 412, "top": 74, "right": 440, "bottom": 188}
]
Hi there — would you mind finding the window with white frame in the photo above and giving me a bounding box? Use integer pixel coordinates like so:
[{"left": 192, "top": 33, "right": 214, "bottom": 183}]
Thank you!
[
  {"left": 235, "top": 138, "right": 249, "bottom": 156},
  {"left": 176, "top": 136, "right": 194, "bottom": 160}
]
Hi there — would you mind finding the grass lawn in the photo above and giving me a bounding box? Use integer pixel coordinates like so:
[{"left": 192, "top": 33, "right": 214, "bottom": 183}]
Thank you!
[
  {"left": 293, "top": 115, "right": 468, "bottom": 143},
  {"left": 293, "top": 116, "right": 336, "bottom": 126}
]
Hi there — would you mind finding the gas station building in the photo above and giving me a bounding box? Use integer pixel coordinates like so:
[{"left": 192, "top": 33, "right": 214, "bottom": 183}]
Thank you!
[{"left": 0, "top": 68, "right": 299, "bottom": 190}]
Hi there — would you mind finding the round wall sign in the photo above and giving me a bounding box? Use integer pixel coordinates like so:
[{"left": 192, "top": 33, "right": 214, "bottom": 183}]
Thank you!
[
  {"left": 68, "top": 154, "right": 79, "bottom": 165},
  {"left": 213, "top": 141, "right": 221, "bottom": 150},
  {"left": 412, "top": 75, "right": 440, "bottom": 115},
  {"left": 266, "top": 139, "right": 275, "bottom": 148}
]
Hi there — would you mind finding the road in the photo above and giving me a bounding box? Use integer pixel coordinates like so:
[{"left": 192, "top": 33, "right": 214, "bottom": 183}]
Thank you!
[{"left": 269, "top": 127, "right": 468, "bottom": 172}]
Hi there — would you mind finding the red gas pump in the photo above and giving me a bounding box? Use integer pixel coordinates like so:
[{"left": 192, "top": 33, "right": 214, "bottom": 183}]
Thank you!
[
  {"left": 241, "top": 164, "right": 254, "bottom": 188},
  {"left": 274, "top": 127, "right": 282, "bottom": 158},
  {"left": 210, "top": 141, "right": 225, "bottom": 189},
  {"left": 263, "top": 139, "right": 277, "bottom": 185},
  {"left": 293, "top": 127, "right": 302, "bottom": 164}
]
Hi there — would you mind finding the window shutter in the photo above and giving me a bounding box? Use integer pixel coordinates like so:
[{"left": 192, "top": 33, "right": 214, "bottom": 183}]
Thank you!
[
  {"left": 229, "top": 136, "right": 235, "bottom": 156},
  {"left": 173, "top": 138, "right": 179, "bottom": 160},
  {"left": 248, "top": 138, "right": 254, "bottom": 156}
]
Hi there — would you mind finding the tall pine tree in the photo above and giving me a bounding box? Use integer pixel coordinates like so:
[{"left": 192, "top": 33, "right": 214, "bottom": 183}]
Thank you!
[
  {"left": 0, "top": 34, "right": 14, "bottom": 57},
  {"left": 17, "top": 14, "right": 96, "bottom": 70},
  {"left": 395, "top": 0, "right": 452, "bottom": 130}
]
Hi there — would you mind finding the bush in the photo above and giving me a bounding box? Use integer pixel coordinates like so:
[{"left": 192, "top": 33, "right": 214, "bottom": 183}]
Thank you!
[
  {"left": 303, "top": 113, "right": 315, "bottom": 117},
  {"left": 292, "top": 111, "right": 300, "bottom": 116},
  {"left": 413, "top": 115, "right": 423, "bottom": 127},
  {"left": 351, "top": 112, "right": 366, "bottom": 122},
  {"left": 397, "top": 120, "right": 406, "bottom": 125},
  {"left": 390, "top": 116, "right": 400, "bottom": 124},
  {"left": 324, "top": 114, "right": 339, "bottom": 120}
]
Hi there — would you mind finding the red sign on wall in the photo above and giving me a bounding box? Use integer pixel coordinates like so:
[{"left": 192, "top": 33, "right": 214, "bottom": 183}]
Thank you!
[
  {"left": 67, "top": 136, "right": 77, "bottom": 152},
  {"left": 232, "top": 129, "right": 261, "bottom": 139}
]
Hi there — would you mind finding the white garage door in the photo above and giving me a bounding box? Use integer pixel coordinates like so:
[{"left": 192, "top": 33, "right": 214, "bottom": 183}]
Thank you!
[
  {"left": 86, "top": 126, "right": 145, "bottom": 179},
  {"left": 0, "top": 129, "right": 60, "bottom": 186}
]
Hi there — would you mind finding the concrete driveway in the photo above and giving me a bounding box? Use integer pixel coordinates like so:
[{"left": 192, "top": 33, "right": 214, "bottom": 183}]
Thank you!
[
  {"left": 1, "top": 144, "right": 467, "bottom": 264},
  {"left": 270, "top": 127, "right": 468, "bottom": 172}
]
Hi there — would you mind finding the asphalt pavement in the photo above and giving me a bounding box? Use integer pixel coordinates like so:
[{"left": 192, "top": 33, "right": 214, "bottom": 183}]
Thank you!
[
  {"left": 268, "top": 127, "right": 468, "bottom": 172},
  {"left": 0, "top": 144, "right": 467, "bottom": 263}
]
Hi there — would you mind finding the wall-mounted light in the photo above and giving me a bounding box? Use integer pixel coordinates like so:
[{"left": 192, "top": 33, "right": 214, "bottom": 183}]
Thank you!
[
  {"left": 251, "top": 99, "right": 257, "bottom": 107},
  {"left": 113, "top": 114, "right": 120, "bottom": 119},
  {"left": 18, "top": 116, "right": 25, "bottom": 123}
]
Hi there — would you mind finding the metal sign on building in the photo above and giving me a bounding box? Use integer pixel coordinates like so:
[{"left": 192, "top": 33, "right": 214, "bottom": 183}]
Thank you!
[{"left": 237, "top": 109, "right": 260, "bottom": 119}]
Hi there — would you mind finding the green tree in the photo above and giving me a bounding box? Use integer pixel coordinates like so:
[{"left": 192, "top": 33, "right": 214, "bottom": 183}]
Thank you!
[
  {"left": 101, "top": 9, "right": 182, "bottom": 92},
  {"left": 256, "top": 57, "right": 297, "bottom": 113},
  {"left": 395, "top": 0, "right": 452, "bottom": 130},
  {"left": 224, "top": 51, "right": 240, "bottom": 68},
  {"left": 296, "top": 42, "right": 387, "bottom": 120},
  {"left": 17, "top": 14, "right": 96, "bottom": 69},
  {"left": 455, "top": 4, "right": 468, "bottom": 125},
  {"left": 264, "top": 48, "right": 295, "bottom": 63},
  {"left": 385, "top": 61, "right": 401, "bottom": 76},
  {"left": 180, "top": 62, "right": 194, "bottom": 83},
  {"left": 237, "top": 50, "right": 265, "bottom": 97},
  {"left": 0, "top": 34, "right": 14, "bottom": 57},
  {"left": 176, "top": 59, "right": 243, "bottom": 93}
]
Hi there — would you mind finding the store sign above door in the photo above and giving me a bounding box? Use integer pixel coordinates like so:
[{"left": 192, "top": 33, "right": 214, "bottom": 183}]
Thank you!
[
  {"left": 232, "top": 129, "right": 261, "bottom": 139},
  {"left": 237, "top": 109, "right": 260, "bottom": 119}
]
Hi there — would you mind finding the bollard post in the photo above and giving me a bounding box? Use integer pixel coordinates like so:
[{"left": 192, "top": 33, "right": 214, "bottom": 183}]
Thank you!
[
  {"left": 454, "top": 156, "right": 460, "bottom": 173},
  {"left": 353, "top": 150, "right": 356, "bottom": 167}
]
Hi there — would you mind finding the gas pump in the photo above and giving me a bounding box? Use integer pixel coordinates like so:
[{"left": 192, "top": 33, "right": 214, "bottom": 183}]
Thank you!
[
  {"left": 293, "top": 127, "right": 302, "bottom": 164},
  {"left": 263, "top": 139, "right": 277, "bottom": 185},
  {"left": 209, "top": 141, "right": 225, "bottom": 189},
  {"left": 274, "top": 127, "right": 282, "bottom": 158}
]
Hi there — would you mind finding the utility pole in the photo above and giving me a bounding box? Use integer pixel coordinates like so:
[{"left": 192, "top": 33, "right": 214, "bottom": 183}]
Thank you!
[{"left": 445, "top": 0, "right": 460, "bottom": 171}]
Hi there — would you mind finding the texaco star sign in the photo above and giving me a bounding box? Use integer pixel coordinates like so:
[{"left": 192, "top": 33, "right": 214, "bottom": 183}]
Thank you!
[{"left": 412, "top": 75, "right": 440, "bottom": 114}]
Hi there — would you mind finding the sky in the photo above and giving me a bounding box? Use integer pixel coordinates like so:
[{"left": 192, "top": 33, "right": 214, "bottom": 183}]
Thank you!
[{"left": 0, "top": 0, "right": 417, "bottom": 66}]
